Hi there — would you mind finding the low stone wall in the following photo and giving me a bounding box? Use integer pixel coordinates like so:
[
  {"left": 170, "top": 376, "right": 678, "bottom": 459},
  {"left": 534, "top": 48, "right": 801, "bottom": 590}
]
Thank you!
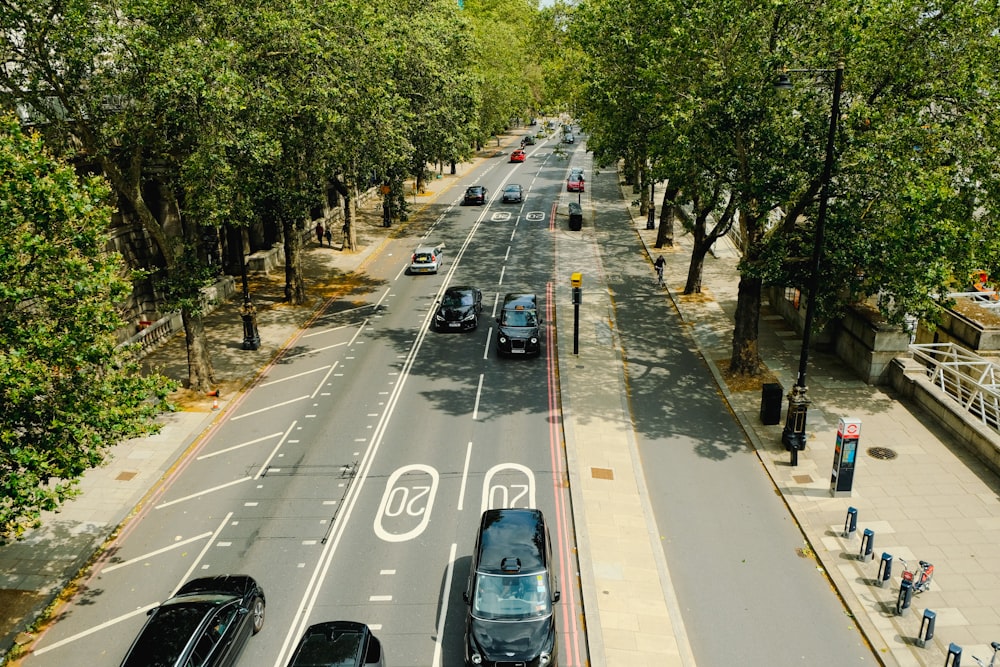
[
  {"left": 834, "top": 304, "right": 912, "bottom": 385},
  {"left": 915, "top": 301, "right": 1000, "bottom": 353},
  {"left": 889, "top": 356, "right": 1000, "bottom": 476}
]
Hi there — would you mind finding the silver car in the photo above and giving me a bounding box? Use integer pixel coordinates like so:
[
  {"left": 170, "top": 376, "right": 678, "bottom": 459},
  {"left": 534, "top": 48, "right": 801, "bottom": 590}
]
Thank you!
[{"left": 408, "top": 243, "right": 444, "bottom": 274}]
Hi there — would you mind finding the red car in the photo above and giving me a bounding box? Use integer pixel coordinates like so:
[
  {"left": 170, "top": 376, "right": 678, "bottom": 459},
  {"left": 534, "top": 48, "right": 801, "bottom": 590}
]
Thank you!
[
  {"left": 510, "top": 149, "right": 526, "bottom": 163},
  {"left": 567, "top": 173, "right": 585, "bottom": 192}
]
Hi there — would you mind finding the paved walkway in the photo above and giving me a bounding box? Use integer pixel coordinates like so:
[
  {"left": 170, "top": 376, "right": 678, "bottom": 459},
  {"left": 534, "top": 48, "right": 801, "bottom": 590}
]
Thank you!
[{"left": 3, "top": 129, "right": 1000, "bottom": 667}]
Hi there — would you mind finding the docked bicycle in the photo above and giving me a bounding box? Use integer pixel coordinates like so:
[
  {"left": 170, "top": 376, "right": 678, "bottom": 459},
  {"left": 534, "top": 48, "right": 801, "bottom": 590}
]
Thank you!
[{"left": 896, "top": 557, "right": 934, "bottom": 615}]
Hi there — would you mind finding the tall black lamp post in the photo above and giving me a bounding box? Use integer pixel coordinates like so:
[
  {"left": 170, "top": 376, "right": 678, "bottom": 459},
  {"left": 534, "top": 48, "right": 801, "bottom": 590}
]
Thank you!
[
  {"left": 777, "top": 61, "right": 845, "bottom": 460},
  {"left": 240, "top": 252, "right": 261, "bottom": 350}
]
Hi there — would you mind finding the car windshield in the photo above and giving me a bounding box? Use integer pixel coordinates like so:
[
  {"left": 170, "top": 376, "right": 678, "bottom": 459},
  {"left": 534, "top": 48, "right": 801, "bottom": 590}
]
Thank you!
[
  {"left": 443, "top": 292, "right": 474, "bottom": 307},
  {"left": 505, "top": 186, "right": 520, "bottom": 192},
  {"left": 472, "top": 573, "right": 552, "bottom": 620},
  {"left": 570, "top": 175, "right": 583, "bottom": 182},
  {"left": 501, "top": 308, "right": 537, "bottom": 327},
  {"left": 290, "top": 631, "right": 364, "bottom": 667},
  {"left": 414, "top": 253, "right": 433, "bottom": 263}
]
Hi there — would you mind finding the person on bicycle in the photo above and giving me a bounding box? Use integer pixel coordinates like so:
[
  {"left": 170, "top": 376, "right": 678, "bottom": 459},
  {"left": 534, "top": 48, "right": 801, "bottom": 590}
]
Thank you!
[{"left": 654, "top": 255, "right": 666, "bottom": 282}]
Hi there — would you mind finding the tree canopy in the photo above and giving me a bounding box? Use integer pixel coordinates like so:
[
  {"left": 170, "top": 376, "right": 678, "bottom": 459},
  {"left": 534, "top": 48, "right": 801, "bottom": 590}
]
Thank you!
[{"left": 0, "top": 115, "right": 173, "bottom": 540}]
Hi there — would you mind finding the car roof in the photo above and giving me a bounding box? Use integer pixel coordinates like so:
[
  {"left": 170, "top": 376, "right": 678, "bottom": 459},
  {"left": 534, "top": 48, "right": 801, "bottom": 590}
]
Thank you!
[
  {"left": 476, "top": 508, "right": 548, "bottom": 574},
  {"left": 466, "top": 185, "right": 485, "bottom": 191},
  {"left": 445, "top": 286, "right": 478, "bottom": 295},
  {"left": 122, "top": 600, "right": 224, "bottom": 667},
  {"left": 413, "top": 244, "right": 439, "bottom": 252},
  {"left": 504, "top": 184, "right": 522, "bottom": 189}
]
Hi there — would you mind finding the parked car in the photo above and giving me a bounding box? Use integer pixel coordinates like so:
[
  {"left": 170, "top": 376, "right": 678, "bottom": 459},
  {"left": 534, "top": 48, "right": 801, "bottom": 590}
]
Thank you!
[
  {"left": 463, "top": 509, "right": 560, "bottom": 667},
  {"left": 285, "top": 621, "right": 384, "bottom": 667},
  {"left": 510, "top": 149, "right": 526, "bottom": 163},
  {"left": 119, "top": 575, "right": 265, "bottom": 667},
  {"left": 495, "top": 292, "right": 542, "bottom": 357},
  {"left": 567, "top": 173, "right": 585, "bottom": 192},
  {"left": 434, "top": 286, "right": 483, "bottom": 331},
  {"left": 464, "top": 185, "right": 488, "bottom": 205},
  {"left": 502, "top": 184, "right": 524, "bottom": 203},
  {"left": 408, "top": 243, "right": 444, "bottom": 274}
]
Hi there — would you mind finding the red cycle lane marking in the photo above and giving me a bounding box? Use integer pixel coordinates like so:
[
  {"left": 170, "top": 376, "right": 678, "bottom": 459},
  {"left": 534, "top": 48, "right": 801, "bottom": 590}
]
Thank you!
[{"left": 545, "top": 280, "right": 583, "bottom": 666}]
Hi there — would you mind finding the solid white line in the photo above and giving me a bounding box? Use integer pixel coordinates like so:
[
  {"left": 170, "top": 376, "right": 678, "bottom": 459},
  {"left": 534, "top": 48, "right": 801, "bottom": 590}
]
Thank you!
[
  {"left": 473, "top": 374, "right": 484, "bottom": 420},
  {"left": 258, "top": 366, "right": 330, "bottom": 387},
  {"left": 254, "top": 421, "right": 297, "bottom": 480},
  {"left": 171, "top": 513, "right": 233, "bottom": 597},
  {"left": 310, "top": 361, "right": 340, "bottom": 399},
  {"left": 33, "top": 602, "right": 160, "bottom": 655},
  {"left": 197, "top": 432, "right": 283, "bottom": 460},
  {"left": 283, "top": 341, "right": 347, "bottom": 360},
  {"left": 231, "top": 395, "right": 310, "bottom": 421},
  {"left": 458, "top": 443, "right": 473, "bottom": 511},
  {"left": 103, "top": 532, "right": 213, "bottom": 572},
  {"left": 155, "top": 478, "right": 250, "bottom": 509},
  {"left": 432, "top": 543, "right": 458, "bottom": 667}
]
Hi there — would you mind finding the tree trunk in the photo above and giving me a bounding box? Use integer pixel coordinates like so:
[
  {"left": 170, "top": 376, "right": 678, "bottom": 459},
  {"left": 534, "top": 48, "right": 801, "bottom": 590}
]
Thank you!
[
  {"left": 282, "top": 219, "right": 306, "bottom": 304},
  {"left": 684, "top": 248, "right": 706, "bottom": 294},
  {"left": 342, "top": 189, "right": 356, "bottom": 252},
  {"left": 183, "top": 305, "right": 216, "bottom": 391},
  {"left": 655, "top": 185, "right": 678, "bottom": 248},
  {"left": 730, "top": 275, "right": 763, "bottom": 375}
]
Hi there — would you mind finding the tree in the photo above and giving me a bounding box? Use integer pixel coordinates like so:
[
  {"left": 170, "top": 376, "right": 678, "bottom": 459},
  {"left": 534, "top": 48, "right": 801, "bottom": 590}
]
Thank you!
[{"left": 0, "top": 115, "right": 173, "bottom": 540}]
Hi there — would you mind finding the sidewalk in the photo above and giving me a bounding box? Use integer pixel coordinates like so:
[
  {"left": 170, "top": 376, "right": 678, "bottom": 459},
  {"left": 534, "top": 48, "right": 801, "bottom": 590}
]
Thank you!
[{"left": 3, "top": 131, "right": 999, "bottom": 667}]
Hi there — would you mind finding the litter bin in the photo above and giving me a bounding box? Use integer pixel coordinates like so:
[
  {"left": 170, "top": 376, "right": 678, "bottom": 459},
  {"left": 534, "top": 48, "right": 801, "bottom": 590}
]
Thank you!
[
  {"left": 760, "top": 382, "right": 783, "bottom": 425},
  {"left": 568, "top": 202, "right": 583, "bottom": 231}
]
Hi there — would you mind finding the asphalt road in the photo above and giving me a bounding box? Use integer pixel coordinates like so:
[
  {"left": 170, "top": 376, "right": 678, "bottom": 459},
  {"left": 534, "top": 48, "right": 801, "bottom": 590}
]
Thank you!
[
  {"left": 587, "top": 168, "right": 876, "bottom": 664},
  {"left": 20, "top": 135, "right": 588, "bottom": 667}
]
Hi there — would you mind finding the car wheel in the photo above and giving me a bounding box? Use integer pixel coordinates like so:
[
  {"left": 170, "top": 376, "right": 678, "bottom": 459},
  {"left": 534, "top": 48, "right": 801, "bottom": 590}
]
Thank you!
[{"left": 250, "top": 596, "right": 265, "bottom": 634}]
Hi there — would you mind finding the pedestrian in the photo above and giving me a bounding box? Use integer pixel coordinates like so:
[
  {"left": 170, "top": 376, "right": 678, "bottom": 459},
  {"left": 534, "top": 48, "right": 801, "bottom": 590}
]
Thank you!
[
  {"left": 316, "top": 222, "right": 325, "bottom": 246},
  {"left": 324, "top": 227, "right": 332, "bottom": 246}
]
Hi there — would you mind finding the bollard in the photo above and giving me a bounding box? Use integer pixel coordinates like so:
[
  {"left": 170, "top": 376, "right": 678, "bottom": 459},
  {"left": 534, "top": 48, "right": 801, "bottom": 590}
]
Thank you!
[
  {"left": 859, "top": 528, "right": 875, "bottom": 562},
  {"left": 897, "top": 577, "right": 913, "bottom": 615},
  {"left": 917, "top": 609, "right": 935, "bottom": 648},
  {"left": 945, "top": 642, "right": 962, "bottom": 666},
  {"left": 877, "top": 552, "right": 893, "bottom": 587},
  {"left": 843, "top": 506, "right": 858, "bottom": 538}
]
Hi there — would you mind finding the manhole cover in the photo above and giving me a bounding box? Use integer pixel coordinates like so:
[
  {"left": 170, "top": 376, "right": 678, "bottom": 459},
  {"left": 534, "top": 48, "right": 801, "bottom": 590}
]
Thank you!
[{"left": 867, "top": 447, "right": 898, "bottom": 460}]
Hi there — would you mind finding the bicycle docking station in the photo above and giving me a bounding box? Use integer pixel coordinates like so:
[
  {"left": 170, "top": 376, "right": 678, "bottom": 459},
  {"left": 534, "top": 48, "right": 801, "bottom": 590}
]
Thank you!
[
  {"left": 877, "top": 552, "right": 892, "bottom": 587},
  {"left": 858, "top": 528, "right": 875, "bottom": 562},
  {"left": 843, "top": 506, "right": 858, "bottom": 539},
  {"left": 917, "top": 609, "right": 935, "bottom": 648},
  {"left": 946, "top": 642, "right": 962, "bottom": 666},
  {"left": 897, "top": 576, "right": 914, "bottom": 614}
]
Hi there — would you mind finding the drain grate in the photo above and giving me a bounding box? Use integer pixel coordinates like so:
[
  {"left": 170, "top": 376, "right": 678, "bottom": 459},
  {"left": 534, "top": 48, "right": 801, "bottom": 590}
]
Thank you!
[{"left": 867, "top": 447, "right": 898, "bottom": 460}]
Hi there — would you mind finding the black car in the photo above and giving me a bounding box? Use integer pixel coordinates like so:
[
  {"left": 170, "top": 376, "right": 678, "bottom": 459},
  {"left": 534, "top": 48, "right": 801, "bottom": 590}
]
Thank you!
[
  {"left": 464, "top": 185, "right": 488, "bottom": 205},
  {"left": 464, "top": 509, "right": 560, "bottom": 667},
  {"left": 434, "top": 286, "right": 483, "bottom": 331},
  {"left": 286, "top": 621, "right": 384, "bottom": 667},
  {"left": 119, "top": 575, "right": 265, "bottom": 667},
  {"left": 495, "top": 292, "right": 542, "bottom": 356},
  {"left": 523, "top": 134, "right": 536, "bottom": 145},
  {"left": 502, "top": 184, "right": 524, "bottom": 203}
]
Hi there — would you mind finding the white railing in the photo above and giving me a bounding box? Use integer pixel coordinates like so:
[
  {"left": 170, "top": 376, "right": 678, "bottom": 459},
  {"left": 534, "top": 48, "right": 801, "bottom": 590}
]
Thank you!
[{"left": 908, "top": 342, "right": 1000, "bottom": 432}]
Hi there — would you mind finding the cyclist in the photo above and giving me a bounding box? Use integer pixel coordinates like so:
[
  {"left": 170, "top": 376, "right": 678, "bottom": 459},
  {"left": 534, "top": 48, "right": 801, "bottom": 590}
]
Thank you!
[{"left": 653, "top": 255, "right": 666, "bottom": 285}]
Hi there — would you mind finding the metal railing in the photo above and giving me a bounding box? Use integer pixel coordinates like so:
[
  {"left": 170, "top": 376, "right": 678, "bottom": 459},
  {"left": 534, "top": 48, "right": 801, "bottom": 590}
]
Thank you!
[{"left": 909, "top": 342, "right": 1000, "bottom": 433}]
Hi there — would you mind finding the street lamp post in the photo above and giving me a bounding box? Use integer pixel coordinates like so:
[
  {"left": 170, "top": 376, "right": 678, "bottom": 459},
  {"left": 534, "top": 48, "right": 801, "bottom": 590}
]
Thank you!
[
  {"left": 240, "top": 251, "right": 261, "bottom": 351},
  {"left": 778, "top": 61, "right": 845, "bottom": 461}
]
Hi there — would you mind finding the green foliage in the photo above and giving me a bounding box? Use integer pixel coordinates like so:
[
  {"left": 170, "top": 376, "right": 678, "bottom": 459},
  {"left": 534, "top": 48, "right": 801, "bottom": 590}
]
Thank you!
[
  {"left": 570, "top": 0, "right": 1000, "bottom": 334},
  {"left": 0, "top": 116, "right": 174, "bottom": 541}
]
